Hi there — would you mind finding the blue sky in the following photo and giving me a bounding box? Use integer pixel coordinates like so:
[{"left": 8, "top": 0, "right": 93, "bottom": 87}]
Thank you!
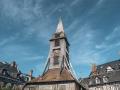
[{"left": 0, "top": 0, "right": 120, "bottom": 78}]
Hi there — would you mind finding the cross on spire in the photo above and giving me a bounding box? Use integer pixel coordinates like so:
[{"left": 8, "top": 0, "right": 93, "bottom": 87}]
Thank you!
[{"left": 56, "top": 17, "right": 64, "bottom": 33}]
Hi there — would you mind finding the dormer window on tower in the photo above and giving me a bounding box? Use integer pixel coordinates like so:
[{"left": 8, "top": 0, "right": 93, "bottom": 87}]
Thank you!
[{"left": 55, "top": 33, "right": 60, "bottom": 38}]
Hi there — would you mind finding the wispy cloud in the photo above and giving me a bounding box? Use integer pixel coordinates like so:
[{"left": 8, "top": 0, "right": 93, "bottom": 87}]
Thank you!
[
  {"left": 95, "top": 25, "right": 120, "bottom": 50},
  {"left": 105, "top": 26, "right": 120, "bottom": 41},
  {"left": 0, "top": 0, "right": 43, "bottom": 23},
  {"left": 68, "top": 23, "right": 102, "bottom": 66},
  {"left": 70, "top": 0, "right": 82, "bottom": 6},
  {"left": 70, "top": 23, "right": 120, "bottom": 69},
  {"left": 0, "top": 34, "right": 19, "bottom": 46},
  {"left": 88, "top": 0, "right": 106, "bottom": 15}
]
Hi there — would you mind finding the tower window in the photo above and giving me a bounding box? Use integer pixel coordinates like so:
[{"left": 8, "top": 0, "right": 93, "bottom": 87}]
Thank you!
[
  {"left": 55, "top": 33, "right": 60, "bottom": 38},
  {"left": 55, "top": 40, "right": 60, "bottom": 47},
  {"left": 54, "top": 56, "right": 59, "bottom": 65}
]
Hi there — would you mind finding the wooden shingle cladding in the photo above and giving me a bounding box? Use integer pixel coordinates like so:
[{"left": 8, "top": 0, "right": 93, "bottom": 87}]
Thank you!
[
  {"left": 23, "top": 69, "right": 86, "bottom": 90},
  {"left": 23, "top": 80, "right": 85, "bottom": 90},
  {"left": 30, "top": 68, "right": 74, "bottom": 82},
  {"left": 23, "top": 68, "right": 86, "bottom": 90}
]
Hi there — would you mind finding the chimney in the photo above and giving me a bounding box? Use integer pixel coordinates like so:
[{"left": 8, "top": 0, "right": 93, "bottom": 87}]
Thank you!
[
  {"left": 92, "top": 64, "right": 97, "bottom": 76},
  {"left": 28, "top": 69, "right": 33, "bottom": 81},
  {"left": 11, "top": 61, "right": 17, "bottom": 68}
]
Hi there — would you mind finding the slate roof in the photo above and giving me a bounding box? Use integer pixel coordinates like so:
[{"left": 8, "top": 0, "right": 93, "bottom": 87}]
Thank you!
[
  {"left": 0, "top": 62, "right": 18, "bottom": 74},
  {"left": 0, "top": 61, "right": 26, "bottom": 84},
  {"left": 95, "top": 60, "right": 120, "bottom": 75},
  {"left": 80, "top": 59, "right": 120, "bottom": 88}
]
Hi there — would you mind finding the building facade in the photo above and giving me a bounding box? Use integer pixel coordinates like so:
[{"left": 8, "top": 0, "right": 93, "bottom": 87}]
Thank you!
[
  {"left": 23, "top": 19, "right": 86, "bottom": 90},
  {"left": 81, "top": 60, "right": 120, "bottom": 90},
  {"left": 0, "top": 61, "right": 29, "bottom": 90}
]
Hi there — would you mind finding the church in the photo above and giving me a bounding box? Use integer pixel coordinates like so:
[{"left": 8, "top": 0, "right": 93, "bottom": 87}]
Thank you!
[{"left": 23, "top": 19, "right": 86, "bottom": 90}]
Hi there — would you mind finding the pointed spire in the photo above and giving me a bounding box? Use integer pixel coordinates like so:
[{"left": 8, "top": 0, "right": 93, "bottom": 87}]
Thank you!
[{"left": 56, "top": 17, "right": 64, "bottom": 33}]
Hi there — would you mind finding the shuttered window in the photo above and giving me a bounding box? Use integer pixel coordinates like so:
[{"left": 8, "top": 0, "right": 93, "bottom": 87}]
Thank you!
[
  {"left": 54, "top": 56, "right": 59, "bottom": 65},
  {"left": 55, "top": 40, "right": 60, "bottom": 47}
]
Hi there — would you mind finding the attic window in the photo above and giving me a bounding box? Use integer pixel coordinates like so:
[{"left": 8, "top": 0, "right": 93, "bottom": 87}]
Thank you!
[
  {"left": 103, "top": 76, "right": 108, "bottom": 83},
  {"left": 107, "top": 66, "right": 113, "bottom": 72},
  {"left": 95, "top": 77, "right": 100, "bottom": 84}
]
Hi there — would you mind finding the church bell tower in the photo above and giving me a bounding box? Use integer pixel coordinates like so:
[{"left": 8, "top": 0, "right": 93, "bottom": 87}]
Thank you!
[
  {"left": 23, "top": 18, "right": 86, "bottom": 90},
  {"left": 49, "top": 18, "right": 69, "bottom": 69},
  {"left": 43, "top": 18, "right": 71, "bottom": 74}
]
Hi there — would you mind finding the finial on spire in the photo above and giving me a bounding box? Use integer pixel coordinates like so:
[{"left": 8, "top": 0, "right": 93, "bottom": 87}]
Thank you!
[{"left": 56, "top": 17, "right": 64, "bottom": 33}]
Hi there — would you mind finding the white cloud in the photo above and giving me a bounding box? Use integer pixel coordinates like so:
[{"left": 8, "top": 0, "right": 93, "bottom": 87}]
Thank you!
[{"left": 0, "top": 0, "right": 43, "bottom": 23}]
